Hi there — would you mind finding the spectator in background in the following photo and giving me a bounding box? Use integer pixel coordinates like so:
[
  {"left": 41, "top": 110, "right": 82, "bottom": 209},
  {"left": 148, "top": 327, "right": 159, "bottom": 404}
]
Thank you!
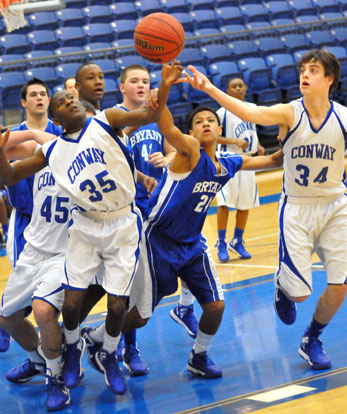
[{"left": 64, "top": 77, "right": 78, "bottom": 98}]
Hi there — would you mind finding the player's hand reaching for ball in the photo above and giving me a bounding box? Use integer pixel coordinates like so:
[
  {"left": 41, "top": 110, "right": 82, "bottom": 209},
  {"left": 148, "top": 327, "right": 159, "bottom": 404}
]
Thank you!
[
  {"left": 0, "top": 128, "right": 10, "bottom": 151},
  {"left": 161, "top": 61, "right": 184, "bottom": 87},
  {"left": 177, "top": 65, "right": 214, "bottom": 94}
]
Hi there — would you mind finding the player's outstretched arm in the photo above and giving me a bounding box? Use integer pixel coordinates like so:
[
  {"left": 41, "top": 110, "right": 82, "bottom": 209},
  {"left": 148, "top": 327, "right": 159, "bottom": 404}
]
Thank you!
[
  {"left": 0, "top": 129, "right": 48, "bottom": 186},
  {"left": 179, "top": 65, "right": 293, "bottom": 127},
  {"left": 241, "top": 149, "right": 283, "bottom": 170}
]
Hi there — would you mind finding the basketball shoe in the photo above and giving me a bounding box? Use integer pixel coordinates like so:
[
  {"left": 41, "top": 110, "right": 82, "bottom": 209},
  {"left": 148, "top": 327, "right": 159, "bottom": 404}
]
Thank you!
[
  {"left": 95, "top": 349, "right": 127, "bottom": 395},
  {"left": 0, "top": 328, "right": 10, "bottom": 352},
  {"left": 80, "top": 326, "right": 102, "bottom": 373},
  {"left": 46, "top": 371, "right": 70, "bottom": 412},
  {"left": 170, "top": 304, "right": 198, "bottom": 338},
  {"left": 122, "top": 344, "right": 149, "bottom": 376},
  {"left": 188, "top": 350, "right": 222, "bottom": 379},
  {"left": 215, "top": 239, "right": 230, "bottom": 262},
  {"left": 62, "top": 337, "right": 85, "bottom": 389},
  {"left": 6, "top": 358, "right": 45, "bottom": 383},
  {"left": 274, "top": 273, "right": 297, "bottom": 325},
  {"left": 298, "top": 336, "right": 332, "bottom": 370},
  {"left": 228, "top": 238, "right": 251, "bottom": 259}
]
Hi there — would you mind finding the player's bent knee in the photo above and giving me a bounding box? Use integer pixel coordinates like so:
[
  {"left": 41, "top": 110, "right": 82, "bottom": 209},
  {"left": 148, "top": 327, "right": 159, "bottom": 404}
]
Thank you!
[{"left": 32, "top": 299, "right": 58, "bottom": 326}]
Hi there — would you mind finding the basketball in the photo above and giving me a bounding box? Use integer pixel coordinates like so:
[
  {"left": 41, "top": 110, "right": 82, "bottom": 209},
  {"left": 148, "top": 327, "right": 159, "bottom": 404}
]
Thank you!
[{"left": 134, "top": 13, "right": 185, "bottom": 64}]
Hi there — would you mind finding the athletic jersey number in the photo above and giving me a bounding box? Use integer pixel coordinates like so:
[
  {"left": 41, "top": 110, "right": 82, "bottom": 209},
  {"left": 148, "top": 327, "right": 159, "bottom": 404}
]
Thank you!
[
  {"left": 40, "top": 196, "right": 69, "bottom": 223},
  {"left": 244, "top": 135, "right": 253, "bottom": 153},
  {"left": 80, "top": 171, "right": 117, "bottom": 203},
  {"left": 141, "top": 143, "right": 153, "bottom": 161},
  {"left": 295, "top": 164, "right": 328, "bottom": 187},
  {"left": 194, "top": 195, "right": 213, "bottom": 213}
]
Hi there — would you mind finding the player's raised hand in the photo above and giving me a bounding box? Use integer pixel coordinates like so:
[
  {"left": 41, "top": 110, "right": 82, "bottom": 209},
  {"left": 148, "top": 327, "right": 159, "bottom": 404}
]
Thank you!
[
  {"left": 0, "top": 128, "right": 10, "bottom": 151},
  {"left": 148, "top": 151, "right": 167, "bottom": 168},
  {"left": 146, "top": 88, "right": 159, "bottom": 110},
  {"left": 161, "top": 61, "right": 184, "bottom": 87},
  {"left": 176, "top": 65, "right": 213, "bottom": 94}
]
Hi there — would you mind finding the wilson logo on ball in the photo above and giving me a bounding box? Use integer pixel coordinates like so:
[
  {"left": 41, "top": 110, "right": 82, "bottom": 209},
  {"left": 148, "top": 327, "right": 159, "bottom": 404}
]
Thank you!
[{"left": 135, "top": 37, "right": 165, "bottom": 52}]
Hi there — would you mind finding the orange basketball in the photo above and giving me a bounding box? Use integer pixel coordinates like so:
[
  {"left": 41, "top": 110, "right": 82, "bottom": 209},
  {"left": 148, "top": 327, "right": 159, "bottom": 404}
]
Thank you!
[{"left": 134, "top": 13, "right": 185, "bottom": 64}]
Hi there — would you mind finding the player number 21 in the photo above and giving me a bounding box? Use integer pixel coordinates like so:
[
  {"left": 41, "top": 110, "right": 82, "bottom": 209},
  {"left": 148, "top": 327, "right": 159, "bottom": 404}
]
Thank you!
[
  {"left": 295, "top": 165, "right": 328, "bottom": 187},
  {"left": 80, "top": 171, "right": 117, "bottom": 202}
]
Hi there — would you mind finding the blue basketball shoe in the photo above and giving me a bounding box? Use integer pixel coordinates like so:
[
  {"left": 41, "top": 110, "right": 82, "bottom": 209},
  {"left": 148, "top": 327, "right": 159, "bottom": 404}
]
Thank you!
[
  {"left": 274, "top": 275, "right": 297, "bottom": 325},
  {"left": 170, "top": 303, "right": 198, "bottom": 338},
  {"left": 228, "top": 238, "right": 251, "bottom": 259},
  {"left": 298, "top": 336, "right": 332, "bottom": 370},
  {"left": 116, "top": 335, "right": 124, "bottom": 362},
  {"left": 215, "top": 239, "right": 230, "bottom": 262},
  {"left": 62, "top": 337, "right": 85, "bottom": 389},
  {"left": 122, "top": 344, "right": 149, "bottom": 376},
  {"left": 6, "top": 358, "right": 45, "bottom": 383},
  {"left": 95, "top": 349, "right": 127, "bottom": 395},
  {"left": 80, "top": 326, "right": 102, "bottom": 373},
  {"left": 188, "top": 350, "right": 222, "bottom": 379},
  {"left": 0, "top": 328, "right": 10, "bottom": 352},
  {"left": 46, "top": 372, "right": 70, "bottom": 412}
]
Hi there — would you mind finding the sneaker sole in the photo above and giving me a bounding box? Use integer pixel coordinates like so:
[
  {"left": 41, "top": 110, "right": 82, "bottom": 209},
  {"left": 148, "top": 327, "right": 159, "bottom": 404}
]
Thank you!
[
  {"left": 6, "top": 371, "right": 44, "bottom": 384},
  {"left": 187, "top": 363, "right": 222, "bottom": 379},
  {"left": 169, "top": 309, "right": 197, "bottom": 338},
  {"left": 46, "top": 395, "right": 71, "bottom": 412},
  {"left": 228, "top": 245, "right": 251, "bottom": 260},
  {"left": 298, "top": 347, "right": 332, "bottom": 370}
]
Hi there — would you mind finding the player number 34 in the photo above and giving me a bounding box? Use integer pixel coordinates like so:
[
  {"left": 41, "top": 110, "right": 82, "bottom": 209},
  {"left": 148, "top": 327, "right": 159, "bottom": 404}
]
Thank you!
[{"left": 295, "top": 164, "right": 328, "bottom": 187}]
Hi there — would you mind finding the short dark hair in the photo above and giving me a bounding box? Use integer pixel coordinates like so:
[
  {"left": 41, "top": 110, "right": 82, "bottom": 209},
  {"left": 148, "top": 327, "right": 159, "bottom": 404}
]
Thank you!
[
  {"left": 299, "top": 49, "right": 340, "bottom": 94},
  {"left": 64, "top": 76, "right": 75, "bottom": 89},
  {"left": 187, "top": 105, "right": 221, "bottom": 131},
  {"left": 80, "top": 100, "right": 96, "bottom": 115},
  {"left": 75, "top": 62, "right": 100, "bottom": 82},
  {"left": 120, "top": 65, "right": 149, "bottom": 84},
  {"left": 20, "top": 78, "right": 50, "bottom": 100}
]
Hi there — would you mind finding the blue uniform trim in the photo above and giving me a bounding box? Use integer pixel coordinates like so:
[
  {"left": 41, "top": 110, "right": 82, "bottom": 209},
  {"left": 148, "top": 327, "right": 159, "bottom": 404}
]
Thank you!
[
  {"left": 278, "top": 196, "right": 312, "bottom": 292},
  {"left": 45, "top": 138, "right": 58, "bottom": 164},
  {"left": 302, "top": 99, "right": 333, "bottom": 134},
  {"left": 32, "top": 297, "right": 60, "bottom": 313},
  {"left": 332, "top": 104, "right": 347, "bottom": 151},
  {"left": 60, "top": 118, "right": 93, "bottom": 144},
  {"left": 282, "top": 104, "right": 304, "bottom": 149}
]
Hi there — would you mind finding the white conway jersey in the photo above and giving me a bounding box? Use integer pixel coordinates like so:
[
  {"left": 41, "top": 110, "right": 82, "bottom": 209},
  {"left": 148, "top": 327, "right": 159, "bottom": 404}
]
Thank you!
[
  {"left": 23, "top": 166, "right": 73, "bottom": 255},
  {"left": 217, "top": 103, "right": 259, "bottom": 154},
  {"left": 282, "top": 99, "right": 347, "bottom": 199},
  {"left": 42, "top": 112, "right": 136, "bottom": 212}
]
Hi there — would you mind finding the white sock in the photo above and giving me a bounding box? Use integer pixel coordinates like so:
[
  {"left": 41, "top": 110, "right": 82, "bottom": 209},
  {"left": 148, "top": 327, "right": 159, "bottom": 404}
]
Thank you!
[
  {"left": 45, "top": 355, "right": 62, "bottom": 378},
  {"left": 89, "top": 323, "right": 105, "bottom": 343},
  {"left": 28, "top": 348, "right": 45, "bottom": 364},
  {"left": 193, "top": 329, "right": 214, "bottom": 354},
  {"left": 102, "top": 331, "right": 120, "bottom": 354},
  {"left": 179, "top": 286, "right": 195, "bottom": 306},
  {"left": 64, "top": 327, "right": 80, "bottom": 345}
]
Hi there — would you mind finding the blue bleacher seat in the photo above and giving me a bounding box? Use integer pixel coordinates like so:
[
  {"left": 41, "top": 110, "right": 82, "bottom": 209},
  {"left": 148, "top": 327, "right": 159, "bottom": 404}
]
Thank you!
[
  {"left": 82, "top": 23, "right": 115, "bottom": 44},
  {"left": 101, "top": 78, "right": 121, "bottom": 109},
  {"left": 28, "top": 11, "right": 59, "bottom": 31},
  {"left": 194, "top": 28, "right": 221, "bottom": 39},
  {"left": 148, "top": 70, "right": 162, "bottom": 88},
  {"left": 280, "top": 33, "right": 311, "bottom": 53},
  {"left": 87, "top": 0, "right": 114, "bottom": 5},
  {"left": 265, "top": 53, "right": 298, "bottom": 87},
  {"left": 55, "top": 27, "right": 86, "bottom": 47},
  {"left": 55, "top": 63, "right": 82, "bottom": 83},
  {"left": 0, "top": 16, "right": 6, "bottom": 36},
  {"left": 64, "top": 0, "right": 86, "bottom": 8},
  {"left": 208, "top": 60, "right": 243, "bottom": 89},
  {"left": 0, "top": 72, "right": 26, "bottom": 121},
  {"left": 134, "top": 0, "right": 162, "bottom": 17},
  {"left": 111, "top": 2, "right": 137, "bottom": 20},
  {"left": 82, "top": 5, "right": 114, "bottom": 24},
  {"left": 54, "top": 46, "right": 83, "bottom": 63},
  {"left": 171, "top": 13, "right": 195, "bottom": 32},
  {"left": 271, "top": 17, "right": 297, "bottom": 34},
  {"left": 92, "top": 59, "right": 119, "bottom": 79},
  {"left": 24, "top": 67, "right": 58, "bottom": 89},
  {"left": 295, "top": 14, "right": 320, "bottom": 26},
  {"left": 238, "top": 57, "right": 272, "bottom": 90},
  {"left": 24, "top": 51, "right": 55, "bottom": 68},
  {"left": 312, "top": 0, "right": 341, "bottom": 14},
  {"left": 182, "top": 64, "right": 209, "bottom": 103},
  {"left": 239, "top": 3, "right": 270, "bottom": 23},
  {"left": 55, "top": 8, "right": 87, "bottom": 27},
  {"left": 112, "top": 19, "right": 137, "bottom": 40},
  {"left": 53, "top": 84, "right": 64, "bottom": 94},
  {"left": 190, "top": 9, "right": 220, "bottom": 30},
  {"left": 27, "top": 30, "right": 59, "bottom": 51},
  {"left": 256, "top": 87, "right": 282, "bottom": 105},
  {"left": 216, "top": 7, "right": 245, "bottom": 26},
  {"left": 83, "top": 42, "right": 113, "bottom": 59},
  {"left": 228, "top": 39, "right": 259, "bottom": 59},
  {"left": 177, "top": 47, "right": 204, "bottom": 66},
  {"left": 0, "top": 54, "right": 27, "bottom": 72},
  {"left": 306, "top": 29, "right": 336, "bottom": 48},
  {"left": 200, "top": 44, "right": 231, "bottom": 64},
  {"left": 188, "top": 0, "right": 215, "bottom": 11},
  {"left": 110, "top": 39, "right": 136, "bottom": 56},
  {"left": 255, "top": 36, "right": 285, "bottom": 57},
  {"left": 265, "top": 1, "right": 295, "bottom": 19},
  {"left": 0, "top": 34, "right": 31, "bottom": 54},
  {"left": 214, "top": 0, "right": 239, "bottom": 7},
  {"left": 319, "top": 11, "right": 344, "bottom": 21},
  {"left": 288, "top": 0, "right": 318, "bottom": 17},
  {"left": 330, "top": 27, "right": 347, "bottom": 47},
  {"left": 292, "top": 48, "right": 310, "bottom": 63},
  {"left": 284, "top": 84, "right": 302, "bottom": 101},
  {"left": 220, "top": 24, "right": 247, "bottom": 40},
  {"left": 160, "top": 0, "right": 189, "bottom": 13},
  {"left": 116, "top": 55, "right": 147, "bottom": 71},
  {"left": 245, "top": 21, "right": 271, "bottom": 30}
]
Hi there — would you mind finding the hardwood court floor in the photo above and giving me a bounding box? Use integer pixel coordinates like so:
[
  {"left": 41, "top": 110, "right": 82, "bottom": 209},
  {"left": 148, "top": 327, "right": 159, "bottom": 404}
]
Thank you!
[{"left": 0, "top": 167, "right": 346, "bottom": 413}]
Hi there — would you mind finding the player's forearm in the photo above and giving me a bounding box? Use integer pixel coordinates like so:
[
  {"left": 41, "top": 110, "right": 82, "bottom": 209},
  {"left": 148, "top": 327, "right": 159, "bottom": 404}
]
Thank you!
[
  {"left": 0, "top": 150, "right": 18, "bottom": 186},
  {"left": 241, "top": 150, "right": 283, "bottom": 170},
  {"left": 217, "top": 137, "right": 239, "bottom": 146}
]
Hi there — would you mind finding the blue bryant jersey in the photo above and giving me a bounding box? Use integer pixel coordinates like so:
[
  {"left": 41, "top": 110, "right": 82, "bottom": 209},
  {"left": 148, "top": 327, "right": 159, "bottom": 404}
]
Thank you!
[
  {"left": 282, "top": 99, "right": 347, "bottom": 199},
  {"left": 42, "top": 112, "right": 136, "bottom": 212},
  {"left": 146, "top": 150, "right": 243, "bottom": 243},
  {"left": 217, "top": 103, "right": 259, "bottom": 155},
  {"left": 23, "top": 165, "right": 73, "bottom": 254}
]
